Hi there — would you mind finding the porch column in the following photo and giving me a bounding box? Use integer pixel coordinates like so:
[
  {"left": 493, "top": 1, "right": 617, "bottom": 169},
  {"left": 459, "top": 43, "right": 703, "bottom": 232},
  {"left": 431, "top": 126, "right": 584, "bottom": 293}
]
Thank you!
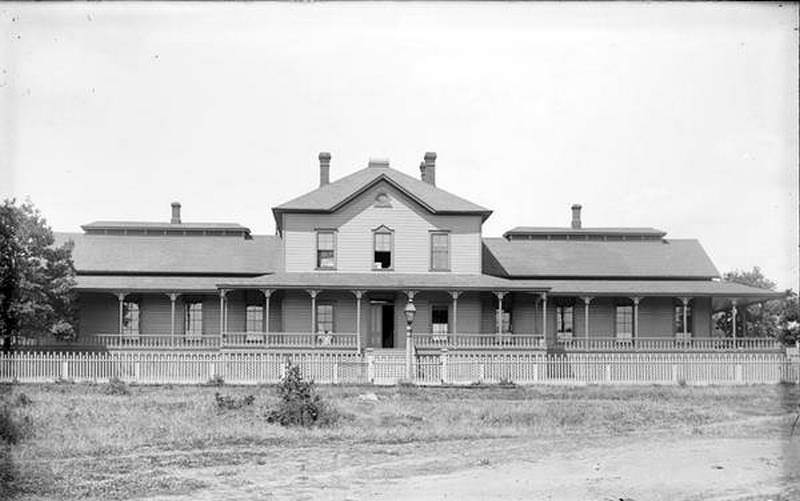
[
  {"left": 116, "top": 292, "right": 126, "bottom": 337},
  {"left": 494, "top": 291, "right": 507, "bottom": 334},
  {"left": 351, "top": 290, "right": 364, "bottom": 352},
  {"left": 541, "top": 293, "right": 548, "bottom": 340},
  {"left": 308, "top": 290, "right": 319, "bottom": 334},
  {"left": 582, "top": 296, "right": 593, "bottom": 341},
  {"left": 631, "top": 297, "right": 641, "bottom": 339},
  {"left": 450, "top": 291, "right": 461, "bottom": 337},
  {"left": 261, "top": 289, "right": 273, "bottom": 335},
  {"left": 218, "top": 290, "right": 226, "bottom": 337},
  {"left": 168, "top": 293, "right": 179, "bottom": 345},
  {"left": 731, "top": 300, "right": 738, "bottom": 341},
  {"left": 680, "top": 297, "right": 690, "bottom": 338}
]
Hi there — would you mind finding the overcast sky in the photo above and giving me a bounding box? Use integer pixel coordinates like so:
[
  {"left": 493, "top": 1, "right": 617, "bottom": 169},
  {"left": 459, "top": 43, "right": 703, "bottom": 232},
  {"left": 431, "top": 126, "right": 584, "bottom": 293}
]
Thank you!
[{"left": 1, "top": 2, "right": 797, "bottom": 290}]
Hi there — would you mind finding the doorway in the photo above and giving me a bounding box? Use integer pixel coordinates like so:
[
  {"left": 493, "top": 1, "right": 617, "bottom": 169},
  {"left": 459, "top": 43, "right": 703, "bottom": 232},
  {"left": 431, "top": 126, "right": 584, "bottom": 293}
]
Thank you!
[{"left": 369, "top": 302, "right": 395, "bottom": 348}]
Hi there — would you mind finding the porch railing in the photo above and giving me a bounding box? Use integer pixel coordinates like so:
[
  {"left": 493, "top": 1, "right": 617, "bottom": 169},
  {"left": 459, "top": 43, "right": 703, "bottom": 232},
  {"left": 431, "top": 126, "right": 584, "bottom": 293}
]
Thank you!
[
  {"left": 556, "top": 336, "right": 785, "bottom": 352},
  {"left": 413, "top": 333, "right": 546, "bottom": 350},
  {"left": 90, "top": 334, "right": 222, "bottom": 350},
  {"left": 223, "top": 332, "right": 358, "bottom": 349}
]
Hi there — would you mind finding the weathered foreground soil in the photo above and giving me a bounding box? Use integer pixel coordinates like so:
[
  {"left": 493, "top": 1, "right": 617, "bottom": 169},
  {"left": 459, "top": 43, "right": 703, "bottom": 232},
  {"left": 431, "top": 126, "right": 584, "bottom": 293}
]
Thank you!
[{"left": 149, "top": 430, "right": 799, "bottom": 501}]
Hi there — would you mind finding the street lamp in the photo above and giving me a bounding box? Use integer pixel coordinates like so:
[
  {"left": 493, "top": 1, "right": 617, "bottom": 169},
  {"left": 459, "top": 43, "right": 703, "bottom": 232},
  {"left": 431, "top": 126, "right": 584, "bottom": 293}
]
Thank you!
[{"left": 404, "top": 300, "right": 417, "bottom": 381}]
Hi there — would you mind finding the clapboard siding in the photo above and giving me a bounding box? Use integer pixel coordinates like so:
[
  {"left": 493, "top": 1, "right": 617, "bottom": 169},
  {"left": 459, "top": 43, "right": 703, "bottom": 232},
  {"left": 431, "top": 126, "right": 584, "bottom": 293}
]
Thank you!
[
  {"left": 283, "top": 181, "right": 482, "bottom": 273},
  {"left": 78, "top": 293, "right": 118, "bottom": 336},
  {"left": 138, "top": 294, "right": 172, "bottom": 335},
  {"left": 638, "top": 297, "right": 674, "bottom": 338}
]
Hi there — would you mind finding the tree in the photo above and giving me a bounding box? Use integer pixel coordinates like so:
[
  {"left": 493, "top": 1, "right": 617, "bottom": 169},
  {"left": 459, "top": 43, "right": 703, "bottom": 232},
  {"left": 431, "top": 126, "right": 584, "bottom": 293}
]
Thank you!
[
  {"left": 714, "top": 267, "right": 797, "bottom": 345},
  {"left": 0, "top": 199, "right": 77, "bottom": 351}
]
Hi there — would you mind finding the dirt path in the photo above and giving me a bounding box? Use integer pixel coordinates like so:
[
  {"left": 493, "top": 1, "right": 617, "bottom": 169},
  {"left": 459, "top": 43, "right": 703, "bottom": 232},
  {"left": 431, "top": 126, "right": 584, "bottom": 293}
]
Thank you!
[{"left": 145, "top": 433, "right": 800, "bottom": 501}]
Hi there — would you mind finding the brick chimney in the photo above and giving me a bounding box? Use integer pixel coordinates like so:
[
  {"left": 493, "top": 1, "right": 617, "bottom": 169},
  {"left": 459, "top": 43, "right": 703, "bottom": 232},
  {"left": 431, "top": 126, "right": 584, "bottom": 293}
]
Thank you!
[
  {"left": 420, "top": 152, "right": 436, "bottom": 185},
  {"left": 571, "top": 204, "right": 582, "bottom": 229},
  {"left": 319, "top": 152, "right": 331, "bottom": 187},
  {"left": 171, "top": 202, "right": 181, "bottom": 224}
]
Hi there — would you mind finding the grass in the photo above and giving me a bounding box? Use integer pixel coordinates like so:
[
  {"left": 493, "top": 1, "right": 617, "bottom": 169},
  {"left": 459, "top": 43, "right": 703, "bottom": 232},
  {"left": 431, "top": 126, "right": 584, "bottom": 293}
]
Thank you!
[{"left": 2, "top": 383, "right": 799, "bottom": 499}]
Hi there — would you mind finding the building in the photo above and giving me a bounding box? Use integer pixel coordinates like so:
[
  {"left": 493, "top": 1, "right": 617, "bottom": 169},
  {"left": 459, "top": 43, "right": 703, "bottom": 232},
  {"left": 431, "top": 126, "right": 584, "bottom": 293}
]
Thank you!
[{"left": 53, "top": 152, "right": 784, "bottom": 355}]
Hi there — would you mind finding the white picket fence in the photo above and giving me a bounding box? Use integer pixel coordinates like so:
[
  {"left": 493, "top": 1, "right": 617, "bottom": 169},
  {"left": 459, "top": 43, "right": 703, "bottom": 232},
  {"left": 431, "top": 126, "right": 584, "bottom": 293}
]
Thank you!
[{"left": 0, "top": 351, "right": 796, "bottom": 386}]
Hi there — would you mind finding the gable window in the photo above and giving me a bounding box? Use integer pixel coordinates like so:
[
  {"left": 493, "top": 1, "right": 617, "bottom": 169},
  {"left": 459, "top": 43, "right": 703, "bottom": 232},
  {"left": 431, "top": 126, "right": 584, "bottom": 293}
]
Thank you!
[
  {"left": 430, "top": 232, "right": 450, "bottom": 271},
  {"left": 316, "top": 304, "right": 334, "bottom": 334},
  {"left": 615, "top": 305, "right": 633, "bottom": 341},
  {"left": 431, "top": 305, "right": 449, "bottom": 338},
  {"left": 316, "top": 230, "right": 336, "bottom": 269},
  {"left": 556, "top": 305, "right": 573, "bottom": 339},
  {"left": 246, "top": 305, "right": 264, "bottom": 333},
  {"left": 122, "top": 302, "right": 140, "bottom": 336},
  {"left": 373, "top": 227, "right": 393, "bottom": 270},
  {"left": 674, "top": 303, "right": 693, "bottom": 339},
  {"left": 185, "top": 301, "right": 203, "bottom": 338}
]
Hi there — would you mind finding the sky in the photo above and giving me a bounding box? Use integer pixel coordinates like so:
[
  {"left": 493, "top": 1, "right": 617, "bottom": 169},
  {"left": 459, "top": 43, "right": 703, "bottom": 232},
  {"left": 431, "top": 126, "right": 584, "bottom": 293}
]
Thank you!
[{"left": 1, "top": 2, "right": 798, "bottom": 290}]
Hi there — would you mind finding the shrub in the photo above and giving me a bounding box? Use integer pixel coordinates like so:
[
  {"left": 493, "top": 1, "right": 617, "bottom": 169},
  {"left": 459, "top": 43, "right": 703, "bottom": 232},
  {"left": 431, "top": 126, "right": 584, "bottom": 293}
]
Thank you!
[
  {"left": 265, "top": 362, "right": 337, "bottom": 427},
  {"left": 105, "top": 377, "right": 130, "bottom": 396},
  {"left": 214, "top": 392, "right": 255, "bottom": 411},
  {"left": 0, "top": 405, "right": 22, "bottom": 446},
  {"left": 13, "top": 393, "right": 32, "bottom": 407},
  {"left": 206, "top": 374, "right": 225, "bottom": 387}
]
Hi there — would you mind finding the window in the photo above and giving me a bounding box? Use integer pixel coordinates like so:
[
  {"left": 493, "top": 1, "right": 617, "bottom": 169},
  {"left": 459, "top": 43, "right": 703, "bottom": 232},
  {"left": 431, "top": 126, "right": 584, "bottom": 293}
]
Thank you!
[
  {"left": 373, "top": 228, "right": 393, "bottom": 269},
  {"left": 501, "top": 301, "right": 513, "bottom": 333},
  {"left": 431, "top": 232, "right": 450, "bottom": 271},
  {"left": 556, "top": 306, "right": 573, "bottom": 335},
  {"left": 674, "top": 303, "right": 693, "bottom": 337},
  {"left": 615, "top": 305, "right": 633, "bottom": 340},
  {"left": 431, "top": 305, "right": 449, "bottom": 337},
  {"left": 246, "top": 305, "right": 264, "bottom": 333},
  {"left": 185, "top": 302, "right": 203, "bottom": 337},
  {"left": 316, "top": 231, "right": 336, "bottom": 269},
  {"left": 122, "top": 302, "right": 140, "bottom": 336},
  {"left": 316, "top": 304, "right": 334, "bottom": 334}
]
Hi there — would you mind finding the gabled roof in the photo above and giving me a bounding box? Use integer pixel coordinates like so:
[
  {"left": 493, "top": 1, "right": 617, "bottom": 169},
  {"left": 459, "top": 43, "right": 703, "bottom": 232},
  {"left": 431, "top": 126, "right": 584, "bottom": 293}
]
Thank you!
[
  {"left": 55, "top": 232, "right": 281, "bottom": 275},
  {"left": 273, "top": 165, "right": 492, "bottom": 227},
  {"left": 503, "top": 227, "right": 667, "bottom": 239},
  {"left": 482, "top": 238, "right": 720, "bottom": 279}
]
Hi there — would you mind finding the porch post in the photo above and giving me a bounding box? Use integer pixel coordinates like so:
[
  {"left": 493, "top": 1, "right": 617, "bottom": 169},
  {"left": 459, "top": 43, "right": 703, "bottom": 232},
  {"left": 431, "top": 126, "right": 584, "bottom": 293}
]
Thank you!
[
  {"left": 261, "top": 289, "right": 272, "bottom": 336},
  {"left": 218, "top": 290, "right": 226, "bottom": 337},
  {"left": 541, "top": 293, "right": 548, "bottom": 340},
  {"left": 582, "top": 296, "right": 593, "bottom": 341},
  {"left": 681, "top": 297, "right": 690, "bottom": 338},
  {"left": 168, "top": 293, "right": 179, "bottom": 346},
  {"left": 450, "top": 291, "right": 461, "bottom": 337},
  {"left": 494, "top": 291, "right": 506, "bottom": 335},
  {"left": 632, "top": 297, "right": 641, "bottom": 339},
  {"left": 731, "top": 300, "right": 738, "bottom": 342},
  {"left": 352, "top": 290, "right": 364, "bottom": 352},
  {"left": 116, "top": 292, "right": 126, "bottom": 338},
  {"left": 308, "top": 290, "right": 319, "bottom": 334}
]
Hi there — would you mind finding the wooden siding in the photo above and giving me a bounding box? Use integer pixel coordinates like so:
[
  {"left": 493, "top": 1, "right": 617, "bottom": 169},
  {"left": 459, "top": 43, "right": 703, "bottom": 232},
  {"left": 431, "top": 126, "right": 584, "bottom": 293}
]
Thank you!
[
  {"left": 78, "top": 293, "right": 117, "bottom": 336},
  {"left": 283, "top": 181, "right": 483, "bottom": 273}
]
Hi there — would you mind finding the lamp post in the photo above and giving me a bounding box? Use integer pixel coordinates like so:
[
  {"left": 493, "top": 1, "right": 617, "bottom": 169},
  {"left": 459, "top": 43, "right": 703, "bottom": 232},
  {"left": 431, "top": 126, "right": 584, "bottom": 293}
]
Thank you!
[{"left": 404, "top": 300, "right": 417, "bottom": 381}]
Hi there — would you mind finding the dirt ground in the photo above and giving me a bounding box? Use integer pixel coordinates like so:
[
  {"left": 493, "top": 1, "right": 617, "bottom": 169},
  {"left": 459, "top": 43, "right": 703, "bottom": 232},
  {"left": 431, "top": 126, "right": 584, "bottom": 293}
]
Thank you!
[{"left": 147, "top": 424, "right": 800, "bottom": 500}]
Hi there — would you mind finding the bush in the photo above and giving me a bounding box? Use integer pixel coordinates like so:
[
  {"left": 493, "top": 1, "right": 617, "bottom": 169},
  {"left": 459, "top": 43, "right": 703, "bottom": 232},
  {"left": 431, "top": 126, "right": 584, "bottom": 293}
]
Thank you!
[
  {"left": 13, "top": 393, "right": 31, "bottom": 407},
  {"left": 206, "top": 374, "right": 225, "bottom": 387},
  {"left": 105, "top": 377, "right": 130, "bottom": 396},
  {"left": 265, "top": 362, "right": 337, "bottom": 427},
  {"left": 214, "top": 392, "right": 255, "bottom": 411}
]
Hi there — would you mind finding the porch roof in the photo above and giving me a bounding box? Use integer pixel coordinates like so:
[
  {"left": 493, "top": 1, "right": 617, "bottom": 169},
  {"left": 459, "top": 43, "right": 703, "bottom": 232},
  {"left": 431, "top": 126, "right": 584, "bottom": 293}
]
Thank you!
[
  {"left": 73, "top": 275, "right": 234, "bottom": 293},
  {"left": 508, "top": 279, "right": 786, "bottom": 310},
  {"left": 217, "top": 272, "right": 547, "bottom": 292}
]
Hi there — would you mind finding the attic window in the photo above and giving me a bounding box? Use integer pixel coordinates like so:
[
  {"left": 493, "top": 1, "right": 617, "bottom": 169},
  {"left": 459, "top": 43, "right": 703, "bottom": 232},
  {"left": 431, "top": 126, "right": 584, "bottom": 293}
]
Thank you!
[{"left": 375, "top": 192, "right": 391, "bottom": 208}]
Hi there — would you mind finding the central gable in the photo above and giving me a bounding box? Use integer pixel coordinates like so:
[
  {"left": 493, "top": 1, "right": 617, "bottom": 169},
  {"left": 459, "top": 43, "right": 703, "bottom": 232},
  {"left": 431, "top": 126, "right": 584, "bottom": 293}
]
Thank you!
[{"left": 282, "top": 181, "right": 483, "bottom": 274}]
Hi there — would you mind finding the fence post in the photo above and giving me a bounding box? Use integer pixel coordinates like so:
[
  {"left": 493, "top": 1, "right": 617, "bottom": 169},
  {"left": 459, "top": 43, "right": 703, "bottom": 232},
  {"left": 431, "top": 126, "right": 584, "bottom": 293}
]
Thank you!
[
  {"left": 134, "top": 360, "right": 141, "bottom": 382},
  {"left": 604, "top": 364, "right": 611, "bottom": 384},
  {"left": 333, "top": 362, "right": 339, "bottom": 385},
  {"left": 61, "top": 355, "right": 69, "bottom": 381},
  {"left": 671, "top": 364, "right": 678, "bottom": 384},
  {"left": 440, "top": 349, "right": 448, "bottom": 384},
  {"left": 532, "top": 359, "right": 539, "bottom": 383},
  {"left": 735, "top": 363, "right": 743, "bottom": 384},
  {"left": 365, "top": 348, "right": 375, "bottom": 383},
  {"left": 479, "top": 363, "right": 485, "bottom": 383}
]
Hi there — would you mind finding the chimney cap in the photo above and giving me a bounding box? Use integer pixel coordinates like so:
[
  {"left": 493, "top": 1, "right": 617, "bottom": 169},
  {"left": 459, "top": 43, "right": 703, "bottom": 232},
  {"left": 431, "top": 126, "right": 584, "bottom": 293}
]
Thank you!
[
  {"left": 171, "top": 201, "right": 181, "bottom": 208},
  {"left": 424, "top": 151, "right": 437, "bottom": 162},
  {"left": 318, "top": 151, "right": 331, "bottom": 161},
  {"left": 571, "top": 203, "right": 582, "bottom": 210}
]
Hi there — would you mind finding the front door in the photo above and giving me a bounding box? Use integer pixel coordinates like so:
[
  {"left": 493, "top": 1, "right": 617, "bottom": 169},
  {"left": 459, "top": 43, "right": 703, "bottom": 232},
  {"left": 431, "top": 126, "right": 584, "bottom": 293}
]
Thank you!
[{"left": 369, "top": 303, "right": 395, "bottom": 348}]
